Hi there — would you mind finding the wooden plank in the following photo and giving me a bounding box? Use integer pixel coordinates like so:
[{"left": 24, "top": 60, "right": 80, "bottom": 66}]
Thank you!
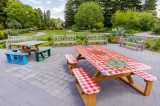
[
  {"left": 76, "top": 82, "right": 96, "bottom": 106},
  {"left": 93, "top": 72, "right": 132, "bottom": 82}
]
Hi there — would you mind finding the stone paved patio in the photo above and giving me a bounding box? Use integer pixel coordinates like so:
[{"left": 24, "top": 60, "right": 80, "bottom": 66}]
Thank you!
[{"left": 0, "top": 44, "right": 159, "bottom": 106}]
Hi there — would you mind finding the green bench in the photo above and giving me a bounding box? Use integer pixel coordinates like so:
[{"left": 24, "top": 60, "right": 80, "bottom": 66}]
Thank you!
[{"left": 34, "top": 48, "right": 51, "bottom": 62}]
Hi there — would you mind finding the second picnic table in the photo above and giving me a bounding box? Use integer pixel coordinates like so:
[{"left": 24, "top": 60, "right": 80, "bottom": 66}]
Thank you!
[
  {"left": 10, "top": 41, "right": 47, "bottom": 54},
  {"left": 73, "top": 45, "right": 157, "bottom": 96}
]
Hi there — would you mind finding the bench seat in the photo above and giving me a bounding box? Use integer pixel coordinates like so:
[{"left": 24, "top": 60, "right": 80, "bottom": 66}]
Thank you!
[
  {"left": 34, "top": 48, "right": 51, "bottom": 62},
  {"left": 65, "top": 54, "right": 77, "bottom": 74},
  {"left": 132, "top": 70, "right": 157, "bottom": 81},
  {"left": 73, "top": 68, "right": 100, "bottom": 106},
  {"left": 65, "top": 54, "right": 78, "bottom": 64},
  {"left": 5, "top": 52, "right": 28, "bottom": 65}
]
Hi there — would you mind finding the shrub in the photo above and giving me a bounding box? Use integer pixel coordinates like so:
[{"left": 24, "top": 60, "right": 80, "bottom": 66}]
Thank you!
[
  {"left": 0, "top": 32, "right": 5, "bottom": 40},
  {"left": 111, "top": 10, "right": 155, "bottom": 31},
  {"left": 153, "top": 25, "right": 160, "bottom": 34},
  {"left": 0, "top": 24, "right": 4, "bottom": 30},
  {"left": 107, "top": 34, "right": 115, "bottom": 43},
  {"left": 145, "top": 38, "right": 160, "bottom": 51},
  {"left": 71, "top": 25, "right": 79, "bottom": 32},
  {"left": 94, "top": 22, "right": 104, "bottom": 30},
  {"left": 47, "top": 37, "right": 52, "bottom": 41}
]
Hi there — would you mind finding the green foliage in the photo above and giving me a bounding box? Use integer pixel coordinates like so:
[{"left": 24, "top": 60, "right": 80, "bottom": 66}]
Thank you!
[
  {"left": 0, "top": 24, "right": 4, "bottom": 30},
  {"left": 112, "top": 26, "right": 126, "bottom": 36},
  {"left": 0, "top": 29, "right": 30, "bottom": 40},
  {"left": 94, "top": 22, "right": 104, "bottom": 30},
  {"left": 5, "top": 2, "right": 40, "bottom": 28},
  {"left": 0, "top": 0, "right": 8, "bottom": 28},
  {"left": 145, "top": 38, "right": 160, "bottom": 51},
  {"left": 107, "top": 34, "right": 115, "bottom": 43},
  {"left": 153, "top": 25, "right": 160, "bottom": 34},
  {"left": 7, "top": 20, "right": 21, "bottom": 29},
  {"left": 71, "top": 24, "right": 79, "bottom": 32},
  {"left": 111, "top": 10, "right": 155, "bottom": 31},
  {"left": 144, "top": 0, "right": 157, "bottom": 11},
  {"left": 75, "top": 2, "right": 104, "bottom": 30}
]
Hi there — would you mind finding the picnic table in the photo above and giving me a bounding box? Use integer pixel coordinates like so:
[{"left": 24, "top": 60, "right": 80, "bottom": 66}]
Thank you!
[
  {"left": 10, "top": 41, "right": 47, "bottom": 54},
  {"left": 73, "top": 45, "right": 157, "bottom": 96}
]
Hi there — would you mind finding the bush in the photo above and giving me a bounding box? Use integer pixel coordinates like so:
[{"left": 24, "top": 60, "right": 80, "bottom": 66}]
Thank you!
[
  {"left": 111, "top": 10, "right": 155, "bottom": 31},
  {"left": 94, "top": 22, "right": 104, "bottom": 30},
  {"left": 47, "top": 37, "right": 52, "bottom": 41},
  {"left": 71, "top": 25, "right": 79, "bottom": 32},
  {"left": 145, "top": 38, "right": 160, "bottom": 51},
  {"left": 153, "top": 25, "right": 160, "bottom": 34},
  {"left": 0, "top": 32, "right": 5, "bottom": 40},
  {"left": 107, "top": 34, "right": 115, "bottom": 43},
  {"left": 0, "top": 24, "right": 4, "bottom": 30}
]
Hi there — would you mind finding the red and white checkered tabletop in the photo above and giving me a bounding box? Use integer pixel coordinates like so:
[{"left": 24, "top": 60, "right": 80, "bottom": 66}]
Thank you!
[
  {"left": 65, "top": 54, "right": 78, "bottom": 64},
  {"left": 73, "top": 46, "right": 152, "bottom": 76},
  {"left": 73, "top": 68, "right": 101, "bottom": 94}
]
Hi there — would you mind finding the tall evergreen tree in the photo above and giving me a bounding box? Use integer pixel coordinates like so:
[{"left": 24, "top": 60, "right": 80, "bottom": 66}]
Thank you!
[
  {"left": 46, "top": 10, "right": 51, "bottom": 27},
  {"left": 36, "top": 8, "right": 43, "bottom": 28},
  {"left": 144, "top": 0, "right": 157, "bottom": 11}
]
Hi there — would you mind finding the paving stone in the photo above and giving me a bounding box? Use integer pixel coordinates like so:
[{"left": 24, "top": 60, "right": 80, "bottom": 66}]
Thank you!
[{"left": 0, "top": 45, "right": 160, "bottom": 106}]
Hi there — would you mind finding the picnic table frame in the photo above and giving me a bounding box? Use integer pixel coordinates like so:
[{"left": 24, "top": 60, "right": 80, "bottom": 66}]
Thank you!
[
  {"left": 74, "top": 46, "right": 156, "bottom": 96},
  {"left": 10, "top": 41, "right": 47, "bottom": 54}
]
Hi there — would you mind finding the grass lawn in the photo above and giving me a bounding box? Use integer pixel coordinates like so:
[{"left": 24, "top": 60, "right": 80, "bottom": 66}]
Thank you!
[
  {"left": 20, "top": 31, "right": 37, "bottom": 36},
  {"left": 38, "top": 30, "right": 91, "bottom": 40}
]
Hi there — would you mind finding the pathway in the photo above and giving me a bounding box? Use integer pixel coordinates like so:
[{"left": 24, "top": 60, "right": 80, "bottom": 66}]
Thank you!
[{"left": 135, "top": 31, "right": 160, "bottom": 38}]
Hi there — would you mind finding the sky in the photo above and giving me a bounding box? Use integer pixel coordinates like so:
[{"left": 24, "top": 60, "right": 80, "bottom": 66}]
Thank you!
[
  {"left": 21, "top": 0, "right": 67, "bottom": 20},
  {"left": 21, "top": 0, "right": 160, "bottom": 20}
]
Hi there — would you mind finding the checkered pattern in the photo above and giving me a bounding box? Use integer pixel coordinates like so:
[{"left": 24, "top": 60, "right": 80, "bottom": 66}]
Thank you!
[
  {"left": 65, "top": 54, "right": 78, "bottom": 64},
  {"left": 132, "top": 70, "right": 157, "bottom": 81},
  {"left": 73, "top": 46, "right": 152, "bottom": 76},
  {"left": 73, "top": 68, "right": 101, "bottom": 94}
]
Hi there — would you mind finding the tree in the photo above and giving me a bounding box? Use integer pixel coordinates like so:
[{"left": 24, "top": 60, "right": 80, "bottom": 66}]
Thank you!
[
  {"left": 144, "top": 0, "right": 157, "bottom": 16},
  {"left": 99, "top": 0, "right": 142, "bottom": 27},
  {"left": 144, "top": 0, "right": 157, "bottom": 11},
  {"left": 75, "top": 2, "right": 104, "bottom": 29},
  {"left": 46, "top": 10, "right": 51, "bottom": 28},
  {"left": 5, "top": 2, "right": 40, "bottom": 28},
  {"left": 35, "top": 8, "right": 43, "bottom": 28},
  {"left": 0, "top": 0, "right": 8, "bottom": 28}
]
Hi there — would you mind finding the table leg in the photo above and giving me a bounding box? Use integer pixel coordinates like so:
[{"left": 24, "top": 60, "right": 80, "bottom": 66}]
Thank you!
[
  {"left": 120, "top": 76, "right": 153, "bottom": 96},
  {"left": 20, "top": 46, "right": 25, "bottom": 53},
  {"left": 76, "top": 54, "right": 85, "bottom": 61},
  {"left": 93, "top": 71, "right": 101, "bottom": 77},
  {"left": 35, "top": 45, "right": 39, "bottom": 51}
]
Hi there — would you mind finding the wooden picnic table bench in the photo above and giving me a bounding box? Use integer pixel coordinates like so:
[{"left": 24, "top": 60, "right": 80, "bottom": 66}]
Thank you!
[
  {"left": 65, "top": 54, "right": 78, "bottom": 74},
  {"left": 73, "top": 68, "right": 100, "bottom": 106}
]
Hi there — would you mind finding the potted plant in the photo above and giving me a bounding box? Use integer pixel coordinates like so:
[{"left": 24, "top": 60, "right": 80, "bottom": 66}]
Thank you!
[{"left": 112, "top": 26, "right": 126, "bottom": 43}]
